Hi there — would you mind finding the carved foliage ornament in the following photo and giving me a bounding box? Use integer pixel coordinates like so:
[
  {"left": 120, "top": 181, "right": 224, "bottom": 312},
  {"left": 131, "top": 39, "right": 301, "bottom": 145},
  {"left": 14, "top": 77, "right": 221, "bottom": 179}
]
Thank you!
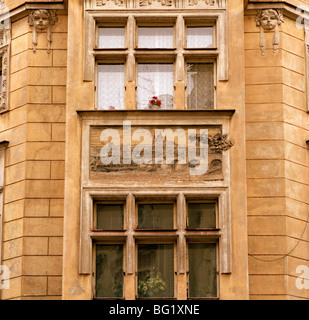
[
  {"left": 96, "top": 0, "right": 124, "bottom": 5},
  {"left": 139, "top": 0, "right": 172, "bottom": 6},
  {"left": 0, "top": 26, "right": 10, "bottom": 114},
  {"left": 256, "top": 9, "right": 284, "bottom": 55},
  {"left": 188, "top": 0, "right": 215, "bottom": 6},
  {"left": 28, "top": 9, "right": 58, "bottom": 53}
]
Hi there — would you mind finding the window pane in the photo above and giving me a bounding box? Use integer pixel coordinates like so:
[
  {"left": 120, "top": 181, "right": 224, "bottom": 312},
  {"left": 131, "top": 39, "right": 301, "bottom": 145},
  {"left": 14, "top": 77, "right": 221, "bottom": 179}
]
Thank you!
[
  {"left": 97, "top": 64, "right": 124, "bottom": 110},
  {"left": 187, "top": 63, "right": 214, "bottom": 109},
  {"left": 137, "top": 64, "right": 173, "bottom": 110},
  {"left": 138, "top": 204, "right": 174, "bottom": 229},
  {"left": 138, "top": 244, "right": 174, "bottom": 298},
  {"left": 187, "top": 203, "right": 216, "bottom": 229},
  {"left": 186, "top": 27, "right": 213, "bottom": 48},
  {"left": 96, "top": 204, "right": 124, "bottom": 230},
  {"left": 98, "top": 27, "right": 125, "bottom": 48},
  {"left": 188, "top": 243, "right": 217, "bottom": 298},
  {"left": 138, "top": 27, "right": 174, "bottom": 48},
  {"left": 96, "top": 244, "right": 124, "bottom": 298}
]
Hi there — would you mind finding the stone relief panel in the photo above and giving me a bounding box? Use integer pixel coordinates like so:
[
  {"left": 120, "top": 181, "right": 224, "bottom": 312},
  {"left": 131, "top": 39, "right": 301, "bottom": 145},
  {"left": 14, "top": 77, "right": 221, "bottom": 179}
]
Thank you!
[
  {"left": 96, "top": 0, "right": 126, "bottom": 7},
  {"left": 184, "top": 0, "right": 226, "bottom": 8},
  {"left": 0, "top": 27, "right": 10, "bottom": 114},
  {"left": 139, "top": 0, "right": 174, "bottom": 8}
]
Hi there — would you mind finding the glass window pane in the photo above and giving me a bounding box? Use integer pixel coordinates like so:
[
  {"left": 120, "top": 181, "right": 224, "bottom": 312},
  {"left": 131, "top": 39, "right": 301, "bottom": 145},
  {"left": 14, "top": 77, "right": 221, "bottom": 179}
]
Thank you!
[
  {"left": 138, "top": 244, "right": 174, "bottom": 298},
  {"left": 138, "top": 204, "right": 174, "bottom": 229},
  {"left": 98, "top": 27, "right": 125, "bottom": 48},
  {"left": 187, "top": 27, "right": 213, "bottom": 48},
  {"left": 188, "top": 243, "right": 217, "bottom": 298},
  {"left": 187, "top": 203, "right": 216, "bottom": 229},
  {"left": 137, "top": 64, "right": 173, "bottom": 110},
  {"left": 96, "top": 244, "right": 124, "bottom": 298},
  {"left": 96, "top": 204, "right": 124, "bottom": 230},
  {"left": 187, "top": 63, "right": 214, "bottom": 109},
  {"left": 138, "top": 27, "right": 174, "bottom": 48},
  {"left": 97, "top": 64, "right": 124, "bottom": 110}
]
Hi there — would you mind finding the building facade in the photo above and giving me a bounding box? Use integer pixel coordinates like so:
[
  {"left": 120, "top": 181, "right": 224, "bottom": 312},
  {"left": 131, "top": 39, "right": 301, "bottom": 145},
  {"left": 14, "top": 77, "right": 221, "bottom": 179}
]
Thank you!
[{"left": 0, "top": 0, "right": 308, "bottom": 300}]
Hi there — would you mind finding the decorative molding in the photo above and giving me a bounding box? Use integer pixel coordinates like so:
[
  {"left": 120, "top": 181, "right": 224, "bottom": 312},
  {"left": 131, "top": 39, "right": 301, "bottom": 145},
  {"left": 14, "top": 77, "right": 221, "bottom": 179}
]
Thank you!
[
  {"left": 0, "top": 27, "right": 10, "bottom": 114},
  {"left": 188, "top": 0, "right": 215, "bottom": 7},
  {"left": 28, "top": 9, "right": 58, "bottom": 53},
  {"left": 306, "top": 24, "right": 309, "bottom": 113},
  {"left": 256, "top": 9, "right": 284, "bottom": 55},
  {"left": 96, "top": 0, "right": 124, "bottom": 6},
  {"left": 139, "top": 0, "right": 173, "bottom": 6}
]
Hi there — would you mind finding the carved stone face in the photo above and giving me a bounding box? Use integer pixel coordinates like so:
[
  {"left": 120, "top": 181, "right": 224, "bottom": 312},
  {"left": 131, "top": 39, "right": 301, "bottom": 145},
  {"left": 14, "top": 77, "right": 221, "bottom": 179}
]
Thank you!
[
  {"left": 32, "top": 10, "right": 50, "bottom": 30},
  {"left": 259, "top": 10, "right": 279, "bottom": 30}
]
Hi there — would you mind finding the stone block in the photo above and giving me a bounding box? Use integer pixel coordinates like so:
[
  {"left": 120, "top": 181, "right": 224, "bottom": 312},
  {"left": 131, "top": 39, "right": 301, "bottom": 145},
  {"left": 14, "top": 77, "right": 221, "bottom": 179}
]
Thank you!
[
  {"left": 2, "top": 237, "right": 23, "bottom": 260},
  {"left": 247, "top": 216, "right": 286, "bottom": 236},
  {"left": 26, "top": 142, "right": 65, "bottom": 160},
  {"left": 11, "top": 33, "right": 28, "bottom": 56},
  {"left": 24, "top": 217, "right": 63, "bottom": 237},
  {"left": 247, "top": 197, "right": 286, "bottom": 216},
  {"left": 2, "top": 257, "right": 22, "bottom": 279},
  {"left": 12, "top": 17, "right": 30, "bottom": 40},
  {"left": 23, "top": 237, "right": 49, "bottom": 255},
  {"left": 24, "top": 199, "right": 49, "bottom": 217},
  {"left": 28, "top": 67, "right": 67, "bottom": 86},
  {"left": 51, "top": 161, "right": 65, "bottom": 179},
  {"left": 282, "top": 50, "right": 305, "bottom": 75},
  {"left": 2, "top": 218, "right": 23, "bottom": 241},
  {"left": 50, "top": 199, "right": 64, "bottom": 217},
  {"left": 26, "top": 123, "right": 52, "bottom": 142},
  {"left": 246, "top": 122, "right": 284, "bottom": 140},
  {"left": 22, "top": 276, "right": 47, "bottom": 296},
  {"left": 52, "top": 123, "right": 65, "bottom": 142},
  {"left": 246, "top": 84, "right": 282, "bottom": 104},
  {"left": 246, "top": 160, "right": 285, "bottom": 179},
  {"left": 25, "top": 161, "right": 51, "bottom": 179},
  {"left": 52, "top": 86, "right": 66, "bottom": 104},
  {"left": 249, "top": 275, "right": 287, "bottom": 295},
  {"left": 10, "top": 50, "right": 28, "bottom": 74},
  {"left": 25, "top": 180, "right": 64, "bottom": 198},
  {"left": 248, "top": 255, "right": 285, "bottom": 275},
  {"left": 27, "top": 104, "right": 65, "bottom": 123},
  {"left": 5, "top": 144, "right": 26, "bottom": 166},
  {"left": 246, "top": 141, "right": 285, "bottom": 160},
  {"left": 28, "top": 49, "right": 53, "bottom": 67},
  {"left": 10, "top": 87, "right": 28, "bottom": 110},
  {"left": 4, "top": 181, "right": 25, "bottom": 204},
  {"left": 247, "top": 178, "right": 285, "bottom": 197},
  {"left": 48, "top": 276, "right": 62, "bottom": 296},
  {"left": 22, "top": 256, "right": 63, "bottom": 275},
  {"left": 245, "top": 67, "right": 282, "bottom": 85},
  {"left": 49, "top": 237, "right": 63, "bottom": 255},
  {"left": 10, "top": 68, "right": 28, "bottom": 92},
  {"left": 3, "top": 199, "right": 24, "bottom": 222},
  {"left": 53, "top": 50, "right": 67, "bottom": 67},
  {"left": 248, "top": 235, "right": 287, "bottom": 255},
  {"left": 5, "top": 162, "right": 26, "bottom": 185},
  {"left": 28, "top": 86, "right": 52, "bottom": 104},
  {"left": 0, "top": 277, "right": 22, "bottom": 300}
]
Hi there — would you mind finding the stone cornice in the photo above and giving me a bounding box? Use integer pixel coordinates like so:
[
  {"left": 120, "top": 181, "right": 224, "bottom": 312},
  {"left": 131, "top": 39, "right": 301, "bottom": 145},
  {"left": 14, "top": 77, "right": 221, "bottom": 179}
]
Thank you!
[
  {"left": 0, "top": 1, "right": 65, "bottom": 22},
  {"left": 247, "top": 0, "right": 309, "bottom": 20}
]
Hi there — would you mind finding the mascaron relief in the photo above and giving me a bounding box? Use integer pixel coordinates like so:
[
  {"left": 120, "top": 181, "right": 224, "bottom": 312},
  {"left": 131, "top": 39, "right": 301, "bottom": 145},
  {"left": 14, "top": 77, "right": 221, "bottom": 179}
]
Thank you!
[
  {"left": 188, "top": 0, "right": 215, "bottom": 6},
  {"left": 256, "top": 9, "right": 284, "bottom": 55},
  {"left": 96, "top": 0, "right": 124, "bottom": 5},
  {"left": 140, "top": 0, "right": 172, "bottom": 6},
  {"left": 28, "top": 9, "right": 58, "bottom": 54}
]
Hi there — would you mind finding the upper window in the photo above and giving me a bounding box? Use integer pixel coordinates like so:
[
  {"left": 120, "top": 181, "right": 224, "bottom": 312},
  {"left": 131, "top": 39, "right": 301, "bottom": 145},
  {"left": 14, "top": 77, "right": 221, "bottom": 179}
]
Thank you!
[
  {"left": 186, "top": 27, "right": 214, "bottom": 48},
  {"left": 137, "top": 27, "right": 174, "bottom": 49},
  {"left": 97, "top": 27, "right": 126, "bottom": 49},
  {"left": 94, "top": 16, "right": 218, "bottom": 110}
]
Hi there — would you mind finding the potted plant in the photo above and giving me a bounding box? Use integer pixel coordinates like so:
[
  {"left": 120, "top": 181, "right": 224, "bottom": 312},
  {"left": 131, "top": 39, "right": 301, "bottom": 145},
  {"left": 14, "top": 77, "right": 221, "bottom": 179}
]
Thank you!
[
  {"left": 148, "top": 96, "right": 162, "bottom": 110},
  {"left": 138, "top": 268, "right": 166, "bottom": 298}
]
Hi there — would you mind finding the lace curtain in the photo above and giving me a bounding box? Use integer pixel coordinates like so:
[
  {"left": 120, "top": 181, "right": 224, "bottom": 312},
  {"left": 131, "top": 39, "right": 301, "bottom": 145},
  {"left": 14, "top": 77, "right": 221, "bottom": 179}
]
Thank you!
[
  {"left": 186, "top": 27, "right": 213, "bottom": 48},
  {"left": 138, "top": 27, "right": 174, "bottom": 48},
  {"left": 137, "top": 64, "right": 174, "bottom": 109},
  {"left": 98, "top": 27, "right": 125, "bottom": 48},
  {"left": 187, "top": 63, "right": 214, "bottom": 109},
  {"left": 97, "top": 64, "right": 125, "bottom": 110}
]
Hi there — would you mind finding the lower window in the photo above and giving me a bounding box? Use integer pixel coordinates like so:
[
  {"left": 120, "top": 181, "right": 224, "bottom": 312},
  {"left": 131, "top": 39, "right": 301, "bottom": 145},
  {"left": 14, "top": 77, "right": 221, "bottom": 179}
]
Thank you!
[
  {"left": 95, "top": 244, "right": 124, "bottom": 299},
  {"left": 188, "top": 243, "right": 217, "bottom": 298},
  {"left": 137, "top": 244, "right": 174, "bottom": 299}
]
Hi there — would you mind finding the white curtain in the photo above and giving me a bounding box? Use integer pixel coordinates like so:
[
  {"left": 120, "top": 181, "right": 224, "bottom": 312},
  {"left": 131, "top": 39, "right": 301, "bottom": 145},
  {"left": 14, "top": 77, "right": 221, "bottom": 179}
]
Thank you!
[
  {"left": 98, "top": 28, "right": 125, "bottom": 48},
  {"left": 186, "top": 27, "right": 213, "bottom": 48},
  {"left": 97, "top": 64, "right": 125, "bottom": 110},
  {"left": 137, "top": 64, "right": 174, "bottom": 110},
  {"left": 138, "top": 27, "right": 174, "bottom": 48}
]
